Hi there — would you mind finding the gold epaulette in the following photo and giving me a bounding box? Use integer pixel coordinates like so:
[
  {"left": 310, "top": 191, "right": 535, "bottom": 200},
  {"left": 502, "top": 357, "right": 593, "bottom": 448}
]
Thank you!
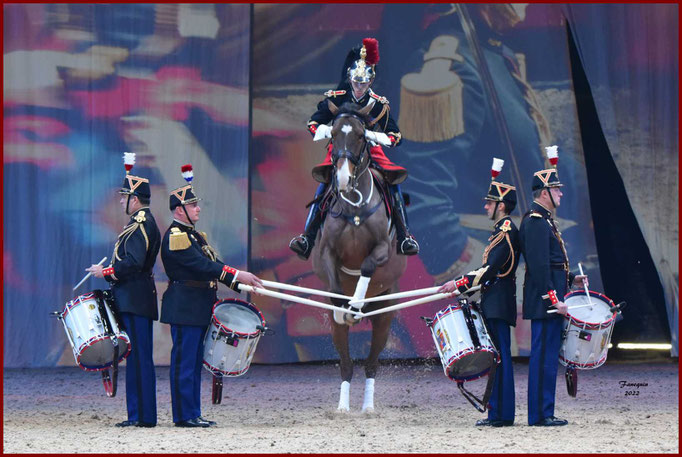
[
  {"left": 169, "top": 227, "right": 191, "bottom": 251},
  {"left": 369, "top": 90, "right": 389, "bottom": 104},
  {"left": 500, "top": 219, "right": 512, "bottom": 231},
  {"left": 200, "top": 231, "right": 208, "bottom": 242},
  {"left": 134, "top": 210, "right": 146, "bottom": 223},
  {"left": 530, "top": 211, "right": 543, "bottom": 218},
  {"left": 324, "top": 89, "right": 346, "bottom": 98}
]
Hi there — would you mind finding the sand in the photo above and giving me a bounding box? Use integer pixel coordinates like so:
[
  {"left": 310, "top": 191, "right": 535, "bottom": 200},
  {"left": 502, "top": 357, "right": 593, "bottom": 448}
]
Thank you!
[{"left": 3, "top": 360, "right": 678, "bottom": 454}]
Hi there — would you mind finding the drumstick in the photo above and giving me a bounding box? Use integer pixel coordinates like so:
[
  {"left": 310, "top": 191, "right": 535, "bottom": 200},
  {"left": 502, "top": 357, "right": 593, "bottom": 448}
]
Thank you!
[
  {"left": 578, "top": 262, "right": 594, "bottom": 309},
  {"left": 361, "top": 286, "right": 482, "bottom": 318},
  {"left": 238, "top": 284, "right": 360, "bottom": 316},
  {"left": 348, "top": 286, "right": 442, "bottom": 306},
  {"left": 260, "top": 280, "right": 353, "bottom": 301},
  {"left": 547, "top": 303, "right": 595, "bottom": 314},
  {"left": 73, "top": 257, "right": 108, "bottom": 291}
]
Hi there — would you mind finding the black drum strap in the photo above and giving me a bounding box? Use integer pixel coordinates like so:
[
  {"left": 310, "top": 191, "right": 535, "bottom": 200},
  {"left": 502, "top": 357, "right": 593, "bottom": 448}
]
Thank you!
[
  {"left": 212, "top": 375, "right": 223, "bottom": 404},
  {"left": 95, "top": 290, "right": 119, "bottom": 398},
  {"left": 461, "top": 301, "right": 482, "bottom": 349},
  {"left": 457, "top": 361, "right": 497, "bottom": 413},
  {"left": 565, "top": 365, "right": 578, "bottom": 397}
]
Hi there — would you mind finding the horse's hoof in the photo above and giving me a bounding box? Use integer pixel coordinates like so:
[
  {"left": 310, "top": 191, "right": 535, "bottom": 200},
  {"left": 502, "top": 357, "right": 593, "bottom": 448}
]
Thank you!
[
  {"left": 336, "top": 406, "right": 350, "bottom": 413},
  {"left": 362, "top": 406, "right": 375, "bottom": 414}
]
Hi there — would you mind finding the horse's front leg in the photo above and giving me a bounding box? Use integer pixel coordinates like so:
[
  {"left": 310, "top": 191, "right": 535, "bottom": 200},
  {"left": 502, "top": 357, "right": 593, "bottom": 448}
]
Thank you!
[
  {"left": 351, "top": 240, "right": 390, "bottom": 312},
  {"left": 320, "top": 244, "right": 354, "bottom": 411},
  {"left": 363, "top": 306, "right": 396, "bottom": 413}
]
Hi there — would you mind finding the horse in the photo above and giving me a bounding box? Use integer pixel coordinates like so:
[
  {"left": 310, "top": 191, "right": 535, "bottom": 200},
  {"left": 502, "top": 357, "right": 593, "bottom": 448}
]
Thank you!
[{"left": 310, "top": 101, "right": 407, "bottom": 413}]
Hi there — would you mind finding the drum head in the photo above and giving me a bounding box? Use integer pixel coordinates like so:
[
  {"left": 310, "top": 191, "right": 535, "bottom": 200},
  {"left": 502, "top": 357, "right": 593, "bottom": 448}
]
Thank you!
[
  {"left": 447, "top": 351, "right": 495, "bottom": 382},
  {"left": 214, "top": 301, "right": 262, "bottom": 334},
  {"left": 565, "top": 291, "right": 614, "bottom": 324}
]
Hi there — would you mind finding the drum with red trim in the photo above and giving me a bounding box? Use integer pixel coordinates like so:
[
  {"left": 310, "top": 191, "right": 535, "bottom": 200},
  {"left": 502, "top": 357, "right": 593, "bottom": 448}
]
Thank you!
[
  {"left": 202, "top": 298, "right": 266, "bottom": 377},
  {"left": 426, "top": 301, "right": 498, "bottom": 382},
  {"left": 59, "top": 290, "right": 131, "bottom": 371},
  {"left": 559, "top": 290, "right": 617, "bottom": 369}
]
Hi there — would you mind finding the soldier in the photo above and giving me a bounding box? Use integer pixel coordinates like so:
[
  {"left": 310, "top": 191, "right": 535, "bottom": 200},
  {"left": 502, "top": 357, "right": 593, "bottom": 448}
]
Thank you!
[
  {"left": 438, "top": 157, "right": 519, "bottom": 427},
  {"left": 519, "top": 146, "right": 587, "bottom": 426},
  {"left": 288, "top": 37, "right": 419, "bottom": 260},
  {"left": 160, "top": 164, "right": 263, "bottom": 428},
  {"left": 86, "top": 152, "right": 161, "bottom": 428}
]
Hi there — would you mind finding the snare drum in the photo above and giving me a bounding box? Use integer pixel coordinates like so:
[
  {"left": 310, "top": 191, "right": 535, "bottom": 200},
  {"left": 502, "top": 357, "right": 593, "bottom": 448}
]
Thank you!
[
  {"left": 426, "top": 302, "right": 498, "bottom": 382},
  {"left": 559, "top": 290, "right": 617, "bottom": 369},
  {"left": 59, "top": 290, "right": 131, "bottom": 371},
  {"left": 203, "top": 298, "right": 266, "bottom": 377}
]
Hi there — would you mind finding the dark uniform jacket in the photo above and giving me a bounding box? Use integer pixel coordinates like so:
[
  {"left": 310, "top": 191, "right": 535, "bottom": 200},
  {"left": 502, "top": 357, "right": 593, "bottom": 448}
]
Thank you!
[
  {"left": 160, "top": 220, "right": 240, "bottom": 327},
  {"left": 455, "top": 216, "right": 519, "bottom": 326},
  {"left": 103, "top": 208, "right": 161, "bottom": 320},
  {"left": 519, "top": 202, "right": 576, "bottom": 320},
  {"left": 307, "top": 88, "right": 402, "bottom": 146}
]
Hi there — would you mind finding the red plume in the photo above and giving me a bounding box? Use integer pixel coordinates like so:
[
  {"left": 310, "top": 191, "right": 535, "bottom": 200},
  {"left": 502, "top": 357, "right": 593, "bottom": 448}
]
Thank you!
[
  {"left": 363, "top": 38, "right": 379, "bottom": 66},
  {"left": 181, "top": 164, "right": 193, "bottom": 173}
]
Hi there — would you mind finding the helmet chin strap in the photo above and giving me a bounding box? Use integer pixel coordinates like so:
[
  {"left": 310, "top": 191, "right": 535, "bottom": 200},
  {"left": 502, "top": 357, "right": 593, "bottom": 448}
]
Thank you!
[
  {"left": 125, "top": 195, "right": 132, "bottom": 215},
  {"left": 547, "top": 188, "right": 557, "bottom": 209},
  {"left": 491, "top": 201, "right": 500, "bottom": 221},
  {"left": 181, "top": 204, "right": 195, "bottom": 228}
]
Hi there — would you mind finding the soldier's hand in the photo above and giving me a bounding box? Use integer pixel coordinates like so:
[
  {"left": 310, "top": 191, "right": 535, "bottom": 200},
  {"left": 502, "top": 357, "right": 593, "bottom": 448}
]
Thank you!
[
  {"left": 554, "top": 301, "right": 568, "bottom": 315},
  {"left": 573, "top": 275, "right": 589, "bottom": 289},
  {"left": 86, "top": 264, "right": 104, "bottom": 278},
  {"left": 237, "top": 271, "right": 264, "bottom": 295},
  {"left": 437, "top": 280, "right": 457, "bottom": 295}
]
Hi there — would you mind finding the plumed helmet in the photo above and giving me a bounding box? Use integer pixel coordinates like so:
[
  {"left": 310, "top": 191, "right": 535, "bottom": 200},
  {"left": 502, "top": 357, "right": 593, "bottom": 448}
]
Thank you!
[
  {"left": 347, "top": 38, "right": 380, "bottom": 84},
  {"left": 119, "top": 152, "right": 151, "bottom": 200}
]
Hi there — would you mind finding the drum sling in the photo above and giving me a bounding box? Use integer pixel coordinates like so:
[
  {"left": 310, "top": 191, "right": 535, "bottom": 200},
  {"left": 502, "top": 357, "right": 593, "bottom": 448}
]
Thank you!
[
  {"left": 95, "top": 290, "right": 119, "bottom": 397},
  {"left": 456, "top": 302, "right": 497, "bottom": 413}
]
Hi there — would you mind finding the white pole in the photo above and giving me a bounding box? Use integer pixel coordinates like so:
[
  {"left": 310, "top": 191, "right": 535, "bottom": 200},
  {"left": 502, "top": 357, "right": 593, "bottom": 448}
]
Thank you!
[
  {"left": 348, "top": 286, "right": 442, "bottom": 306},
  {"left": 73, "top": 257, "right": 108, "bottom": 291},
  {"left": 360, "top": 286, "right": 482, "bottom": 318},
  {"left": 260, "top": 279, "right": 352, "bottom": 301},
  {"left": 238, "top": 284, "right": 359, "bottom": 315}
]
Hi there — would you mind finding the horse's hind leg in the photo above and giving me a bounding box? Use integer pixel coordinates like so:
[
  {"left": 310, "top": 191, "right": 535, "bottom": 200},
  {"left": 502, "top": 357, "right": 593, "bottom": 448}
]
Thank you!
[
  {"left": 331, "top": 317, "right": 352, "bottom": 411},
  {"left": 363, "top": 308, "right": 395, "bottom": 413}
]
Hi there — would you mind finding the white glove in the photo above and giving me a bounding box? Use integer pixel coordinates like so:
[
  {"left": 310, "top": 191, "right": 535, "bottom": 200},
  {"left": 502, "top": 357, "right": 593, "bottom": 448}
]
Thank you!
[
  {"left": 364, "top": 130, "right": 392, "bottom": 146},
  {"left": 313, "top": 124, "right": 332, "bottom": 141}
]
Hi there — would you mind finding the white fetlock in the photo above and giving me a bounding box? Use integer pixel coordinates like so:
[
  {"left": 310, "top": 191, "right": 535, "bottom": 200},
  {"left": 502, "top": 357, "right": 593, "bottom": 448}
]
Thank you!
[
  {"left": 362, "top": 378, "right": 375, "bottom": 413},
  {"left": 337, "top": 381, "right": 350, "bottom": 412},
  {"left": 333, "top": 309, "right": 347, "bottom": 325},
  {"left": 351, "top": 276, "right": 371, "bottom": 310}
]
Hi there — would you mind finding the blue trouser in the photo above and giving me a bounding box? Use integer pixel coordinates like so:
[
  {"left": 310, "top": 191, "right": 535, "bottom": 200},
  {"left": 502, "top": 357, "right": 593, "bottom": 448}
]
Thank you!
[
  {"left": 119, "top": 312, "right": 157, "bottom": 425},
  {"left": 170, "top": 324, "right": 207, "bottom": 423},
  {"left": 486, "top": 318, "right": 515, "bottom": 422},
  {"left": 528, "top": 317, "right": 563, "bottom": 425}
]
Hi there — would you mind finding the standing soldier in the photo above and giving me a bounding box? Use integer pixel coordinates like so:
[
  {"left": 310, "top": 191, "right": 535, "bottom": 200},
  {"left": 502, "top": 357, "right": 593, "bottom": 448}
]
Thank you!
[
  {"left": 160, "top": 164, "right": 263, "bottom": 428},
  {"left": 288, "top": 37, "right": 419, "bottom": 260},
  {"left": 438, "top": 157, "right": 519, "bottom": 427},
  {"left": 86, "top": 152, "right": 161, "bottom": 428},
  {"left": 519, "top": 146, "right": 587, "bottom": 426}
]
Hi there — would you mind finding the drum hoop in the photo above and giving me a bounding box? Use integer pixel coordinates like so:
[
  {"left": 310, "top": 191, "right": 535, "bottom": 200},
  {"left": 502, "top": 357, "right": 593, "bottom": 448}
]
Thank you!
[
  {"left": 202, "top": 360, "right": 250, "bottom": 377},
  {"left": 76, "top": 333, "right": 131, "bottom": 371},
  {"left": 211, "top": 298, "right": 266, "bottom": 338},
  {"left": 564, "top": 290, "right": 616, "bottom": 328},
  {"left": 559, "top": 353, "right": 607, "bottom": 370},
  {"left": 433, "top": 304, "right": 463, "bottom": 322},
  {"left": 62, "top": 292, "right": 98, "bottom": 318}
]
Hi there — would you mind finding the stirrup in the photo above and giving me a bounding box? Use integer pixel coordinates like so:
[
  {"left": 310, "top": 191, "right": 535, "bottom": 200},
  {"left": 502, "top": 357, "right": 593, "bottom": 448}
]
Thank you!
[
  {"left": 398, "top": 236, "right": 420, "bottom": 256},
  {"left": 289, "top": 234, "right": 313, "bottom": 260}
]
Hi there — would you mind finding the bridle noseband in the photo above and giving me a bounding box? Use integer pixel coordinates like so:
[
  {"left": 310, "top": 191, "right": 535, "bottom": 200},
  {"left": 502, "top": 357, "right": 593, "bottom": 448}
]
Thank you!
[{"left": 331, "top": 113, "right": 371, "bottom": 206}]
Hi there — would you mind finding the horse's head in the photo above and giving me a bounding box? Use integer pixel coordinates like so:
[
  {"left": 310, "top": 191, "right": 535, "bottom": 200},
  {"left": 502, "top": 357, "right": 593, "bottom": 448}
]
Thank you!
[{"left": 329, "top": 101, "right": 373, "bottom": 194}]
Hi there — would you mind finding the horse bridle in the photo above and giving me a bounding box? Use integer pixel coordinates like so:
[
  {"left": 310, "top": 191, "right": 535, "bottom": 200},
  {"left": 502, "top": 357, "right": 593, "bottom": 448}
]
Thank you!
[{"left": 331, "top": 113, "right": 372, "bottom": 206}]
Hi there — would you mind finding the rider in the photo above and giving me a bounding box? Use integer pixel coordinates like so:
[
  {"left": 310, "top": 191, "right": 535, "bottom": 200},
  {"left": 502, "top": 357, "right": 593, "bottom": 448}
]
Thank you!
[{"left": 289, "top": 37, "right": 420, "bottom": 260}]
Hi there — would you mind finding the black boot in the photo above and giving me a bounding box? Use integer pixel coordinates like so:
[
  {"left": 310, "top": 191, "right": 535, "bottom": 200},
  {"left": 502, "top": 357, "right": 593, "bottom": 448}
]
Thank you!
[
  {"left": 391, "top": 185, "right": 419, "bottom": 256},
  {"left": 289, "top": 183, "right": 326, "bottom": 260}
]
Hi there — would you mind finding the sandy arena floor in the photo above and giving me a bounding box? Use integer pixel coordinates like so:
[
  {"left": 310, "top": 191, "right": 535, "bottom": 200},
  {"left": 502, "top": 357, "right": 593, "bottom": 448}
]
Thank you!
[{"left": 3, "top": 360, "right": 678, "bottom": 454}]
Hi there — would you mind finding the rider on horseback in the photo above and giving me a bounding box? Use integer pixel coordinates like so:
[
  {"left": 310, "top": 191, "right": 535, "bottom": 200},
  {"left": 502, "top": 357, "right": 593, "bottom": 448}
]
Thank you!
[{"left": 289, "top": 37, "right": 420, "bottom": 260}]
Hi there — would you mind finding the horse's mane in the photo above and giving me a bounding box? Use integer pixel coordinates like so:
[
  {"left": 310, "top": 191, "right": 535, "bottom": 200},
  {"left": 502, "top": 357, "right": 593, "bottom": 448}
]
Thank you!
[{"left": 335, "top": 102, "right": 371, "bottom": 126}]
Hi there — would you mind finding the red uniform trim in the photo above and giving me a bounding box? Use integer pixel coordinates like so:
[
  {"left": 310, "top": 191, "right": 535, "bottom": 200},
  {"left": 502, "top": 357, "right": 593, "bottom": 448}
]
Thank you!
[
  {"left": 455, "top": 276, "right": 470, "bottom": 289},
  {"left": 102, "top": 267, "right": 115, "bottom": 277},
  {"left": 222, "top": 265, "right": 237, "bottom": 276},
  {"left": 547, "top": 289, "right": 558, "bottom": 305}
]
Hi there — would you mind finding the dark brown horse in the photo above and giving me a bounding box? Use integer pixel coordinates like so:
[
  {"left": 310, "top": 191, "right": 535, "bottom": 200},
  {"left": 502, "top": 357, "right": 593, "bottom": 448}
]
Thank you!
[{"left": 311, "top": 102, "right": 407, "bottom": 412}]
